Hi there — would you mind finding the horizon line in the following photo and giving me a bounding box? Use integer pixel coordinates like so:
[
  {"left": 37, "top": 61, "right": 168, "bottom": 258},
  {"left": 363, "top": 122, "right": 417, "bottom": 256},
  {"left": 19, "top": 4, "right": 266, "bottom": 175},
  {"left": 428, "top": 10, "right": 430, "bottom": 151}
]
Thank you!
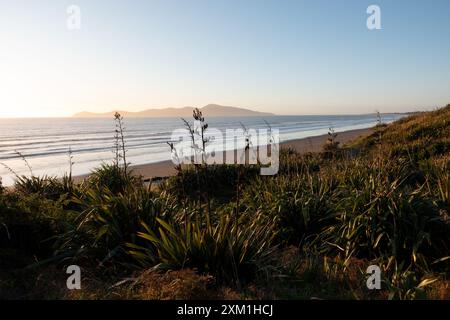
[{"left": 0, "top": 110, "right": 420, "bottom": 120}]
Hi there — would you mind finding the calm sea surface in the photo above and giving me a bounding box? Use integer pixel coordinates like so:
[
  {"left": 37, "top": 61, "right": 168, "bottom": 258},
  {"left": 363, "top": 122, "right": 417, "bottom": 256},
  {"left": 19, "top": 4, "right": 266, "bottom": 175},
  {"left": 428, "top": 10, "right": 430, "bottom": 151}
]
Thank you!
[{"left": 0, "top": 114, "right": 405, "bottom": 186}]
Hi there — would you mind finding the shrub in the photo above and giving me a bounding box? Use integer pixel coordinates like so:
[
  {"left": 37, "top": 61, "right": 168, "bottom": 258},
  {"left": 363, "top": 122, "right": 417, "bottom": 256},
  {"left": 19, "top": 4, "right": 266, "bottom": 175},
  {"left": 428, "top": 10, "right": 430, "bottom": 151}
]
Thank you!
[
  {"left": 14, "top": 175, "right": 63, "bottom": 199},
  {"left": 55, "top": 185, "right": 165, "bottom": 265},
  {"left": 87, "top": 164, "right": 141, "bottom": 195},
  {"left": 164, "top": 164, "right": 260, "bottom": 201},
  {"left": 315, "top": 175, "right": 450, "bottom": 269},
  {"left": 128, "top": 211, "right": 277, "bottom": 284},
  {"left": 0, "top": 193, "right": 69, "bottom": 265},
  {"left": 241, "top": 174, "right": 337, "bottom": 245}
]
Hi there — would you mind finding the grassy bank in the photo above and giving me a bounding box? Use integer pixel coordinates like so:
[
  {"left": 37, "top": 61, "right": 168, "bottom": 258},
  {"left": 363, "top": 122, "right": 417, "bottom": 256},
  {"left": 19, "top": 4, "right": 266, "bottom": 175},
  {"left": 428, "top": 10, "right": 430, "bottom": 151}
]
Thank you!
[{"left": 1, "top": 106, "right": 449, "bottom": 299}]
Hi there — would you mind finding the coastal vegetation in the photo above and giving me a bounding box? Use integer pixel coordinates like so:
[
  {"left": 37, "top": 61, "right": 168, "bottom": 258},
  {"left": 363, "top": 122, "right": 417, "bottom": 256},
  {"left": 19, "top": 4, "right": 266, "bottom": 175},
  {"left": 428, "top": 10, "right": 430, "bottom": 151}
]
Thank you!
[{"left": 0, "top": 105, "right": 449, "bottom": 299}]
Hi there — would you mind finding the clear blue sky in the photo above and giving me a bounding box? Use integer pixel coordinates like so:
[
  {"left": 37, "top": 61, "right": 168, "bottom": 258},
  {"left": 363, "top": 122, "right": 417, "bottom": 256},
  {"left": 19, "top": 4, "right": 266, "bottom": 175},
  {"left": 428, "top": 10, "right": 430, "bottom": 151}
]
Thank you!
[{"left": 0, "top": 0, "right": 449, "bottom": 117}]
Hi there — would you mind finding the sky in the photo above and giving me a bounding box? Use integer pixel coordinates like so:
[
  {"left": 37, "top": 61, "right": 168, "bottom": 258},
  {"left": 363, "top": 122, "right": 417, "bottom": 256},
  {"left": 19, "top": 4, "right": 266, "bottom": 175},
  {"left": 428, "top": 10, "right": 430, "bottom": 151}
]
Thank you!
[{"left": 0, "top": 0, "right": 449, "bottom": 117}]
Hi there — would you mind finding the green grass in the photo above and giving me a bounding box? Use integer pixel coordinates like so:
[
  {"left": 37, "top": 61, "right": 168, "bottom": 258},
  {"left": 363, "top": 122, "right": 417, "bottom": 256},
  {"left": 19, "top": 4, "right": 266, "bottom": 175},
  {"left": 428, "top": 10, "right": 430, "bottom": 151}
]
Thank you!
[{"left": 1, "top": 105, "right": 449, "bottom": 299}]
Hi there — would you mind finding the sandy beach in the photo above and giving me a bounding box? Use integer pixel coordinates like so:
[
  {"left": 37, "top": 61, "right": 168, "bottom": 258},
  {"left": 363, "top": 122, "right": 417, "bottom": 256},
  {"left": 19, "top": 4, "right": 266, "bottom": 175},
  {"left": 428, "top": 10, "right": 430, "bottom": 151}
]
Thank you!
[
  {"left": 124, "top": 127, "right": 373, "bottom": 181},
  {"left": 72, "top": 127, "right": 373, "bottom": 183}
]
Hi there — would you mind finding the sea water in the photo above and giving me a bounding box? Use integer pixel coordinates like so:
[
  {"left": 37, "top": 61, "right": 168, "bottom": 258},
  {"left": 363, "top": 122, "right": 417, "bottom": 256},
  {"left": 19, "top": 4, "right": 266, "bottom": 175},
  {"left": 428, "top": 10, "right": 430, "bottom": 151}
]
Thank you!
[{"left": 0, "top": 114, "right": 405, "bottom": 186}]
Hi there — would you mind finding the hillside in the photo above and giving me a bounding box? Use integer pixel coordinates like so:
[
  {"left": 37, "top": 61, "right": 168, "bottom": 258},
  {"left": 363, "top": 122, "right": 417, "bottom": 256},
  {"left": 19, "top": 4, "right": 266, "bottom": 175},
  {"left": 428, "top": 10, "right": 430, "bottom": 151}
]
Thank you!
[
  {"left": 349, "top": 104, "right": 450, "bottom": 160},
  {"left": 1, "top": 104, "right": 449, "bottom": 300},
  {"left": 73, "top": 104, "right": 274, "bottom": 118}
]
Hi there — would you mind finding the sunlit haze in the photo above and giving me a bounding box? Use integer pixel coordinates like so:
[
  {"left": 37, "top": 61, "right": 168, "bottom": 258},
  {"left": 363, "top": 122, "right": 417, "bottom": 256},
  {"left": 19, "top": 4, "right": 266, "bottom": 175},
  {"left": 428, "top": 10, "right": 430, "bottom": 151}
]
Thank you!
[{"left": 1, "top": 0, "right": 449, "bottom": 117}]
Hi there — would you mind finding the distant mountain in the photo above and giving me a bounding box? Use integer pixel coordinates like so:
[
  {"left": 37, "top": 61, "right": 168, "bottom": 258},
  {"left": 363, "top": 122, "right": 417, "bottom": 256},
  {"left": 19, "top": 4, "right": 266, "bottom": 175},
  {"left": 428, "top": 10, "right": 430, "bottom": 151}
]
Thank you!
[{"left": 73, "top": 104, "right": 274, "bottom": 118}]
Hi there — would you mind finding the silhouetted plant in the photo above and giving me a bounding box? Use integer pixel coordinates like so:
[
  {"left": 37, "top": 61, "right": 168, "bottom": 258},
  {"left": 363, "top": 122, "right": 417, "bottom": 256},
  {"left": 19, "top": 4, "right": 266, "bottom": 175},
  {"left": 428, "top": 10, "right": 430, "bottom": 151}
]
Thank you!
[
  {"left": 14, "top": 150, "right": 34, "bottom": 177},
  {"left": 193, "top": 108, "right": 210, "bottom": 164},
  {"left": 322, "top": 127, "right": 340, "bottom": 158},
  {"left": 179, "top": 108, "right": 210, "bottom": 165},
  {"left": 114, "top": 112, "right": 128, "bottom": 176}
]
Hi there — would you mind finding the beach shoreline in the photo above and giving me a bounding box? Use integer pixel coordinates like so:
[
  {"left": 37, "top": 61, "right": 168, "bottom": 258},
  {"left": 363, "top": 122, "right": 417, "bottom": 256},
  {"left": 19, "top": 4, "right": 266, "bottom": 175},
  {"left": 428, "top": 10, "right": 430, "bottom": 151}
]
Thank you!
[{"left": 73, "top": 127, "right": 372, "bottom": 183}]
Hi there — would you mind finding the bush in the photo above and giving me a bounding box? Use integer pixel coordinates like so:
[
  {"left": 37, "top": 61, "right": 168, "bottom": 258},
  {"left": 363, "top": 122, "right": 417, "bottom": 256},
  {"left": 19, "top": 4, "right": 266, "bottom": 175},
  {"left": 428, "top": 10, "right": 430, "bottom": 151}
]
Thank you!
[
  {"left": 128, "top": 211, "right": 277, "bottom": 284},
  {"left": 315, "top": 174, "right": 450, "bottom": 268},
  {"left": 14, "top": 175, "right": 65, "bottom": 200},
  {"left": 87, "top": 164, "right": 140, "bottom": 195},
  {"left": 54, "top": 185, "right": 166, "bottom": 265},
  {"left": 241, "top": 174, "right": 337, "bottom": 245},
  {"left": 164, "top": 164, "right": 260, "bottom": 201},
  {"left": 0, "top": 193, "right": 69, "bottom": 266}
]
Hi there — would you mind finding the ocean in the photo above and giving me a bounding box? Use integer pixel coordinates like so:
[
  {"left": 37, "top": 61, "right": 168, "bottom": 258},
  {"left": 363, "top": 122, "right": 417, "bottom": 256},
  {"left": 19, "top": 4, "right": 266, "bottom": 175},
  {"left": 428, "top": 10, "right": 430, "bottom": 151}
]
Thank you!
[{"left": 0, "top": 114, "right": 405, "bottom": 186}]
